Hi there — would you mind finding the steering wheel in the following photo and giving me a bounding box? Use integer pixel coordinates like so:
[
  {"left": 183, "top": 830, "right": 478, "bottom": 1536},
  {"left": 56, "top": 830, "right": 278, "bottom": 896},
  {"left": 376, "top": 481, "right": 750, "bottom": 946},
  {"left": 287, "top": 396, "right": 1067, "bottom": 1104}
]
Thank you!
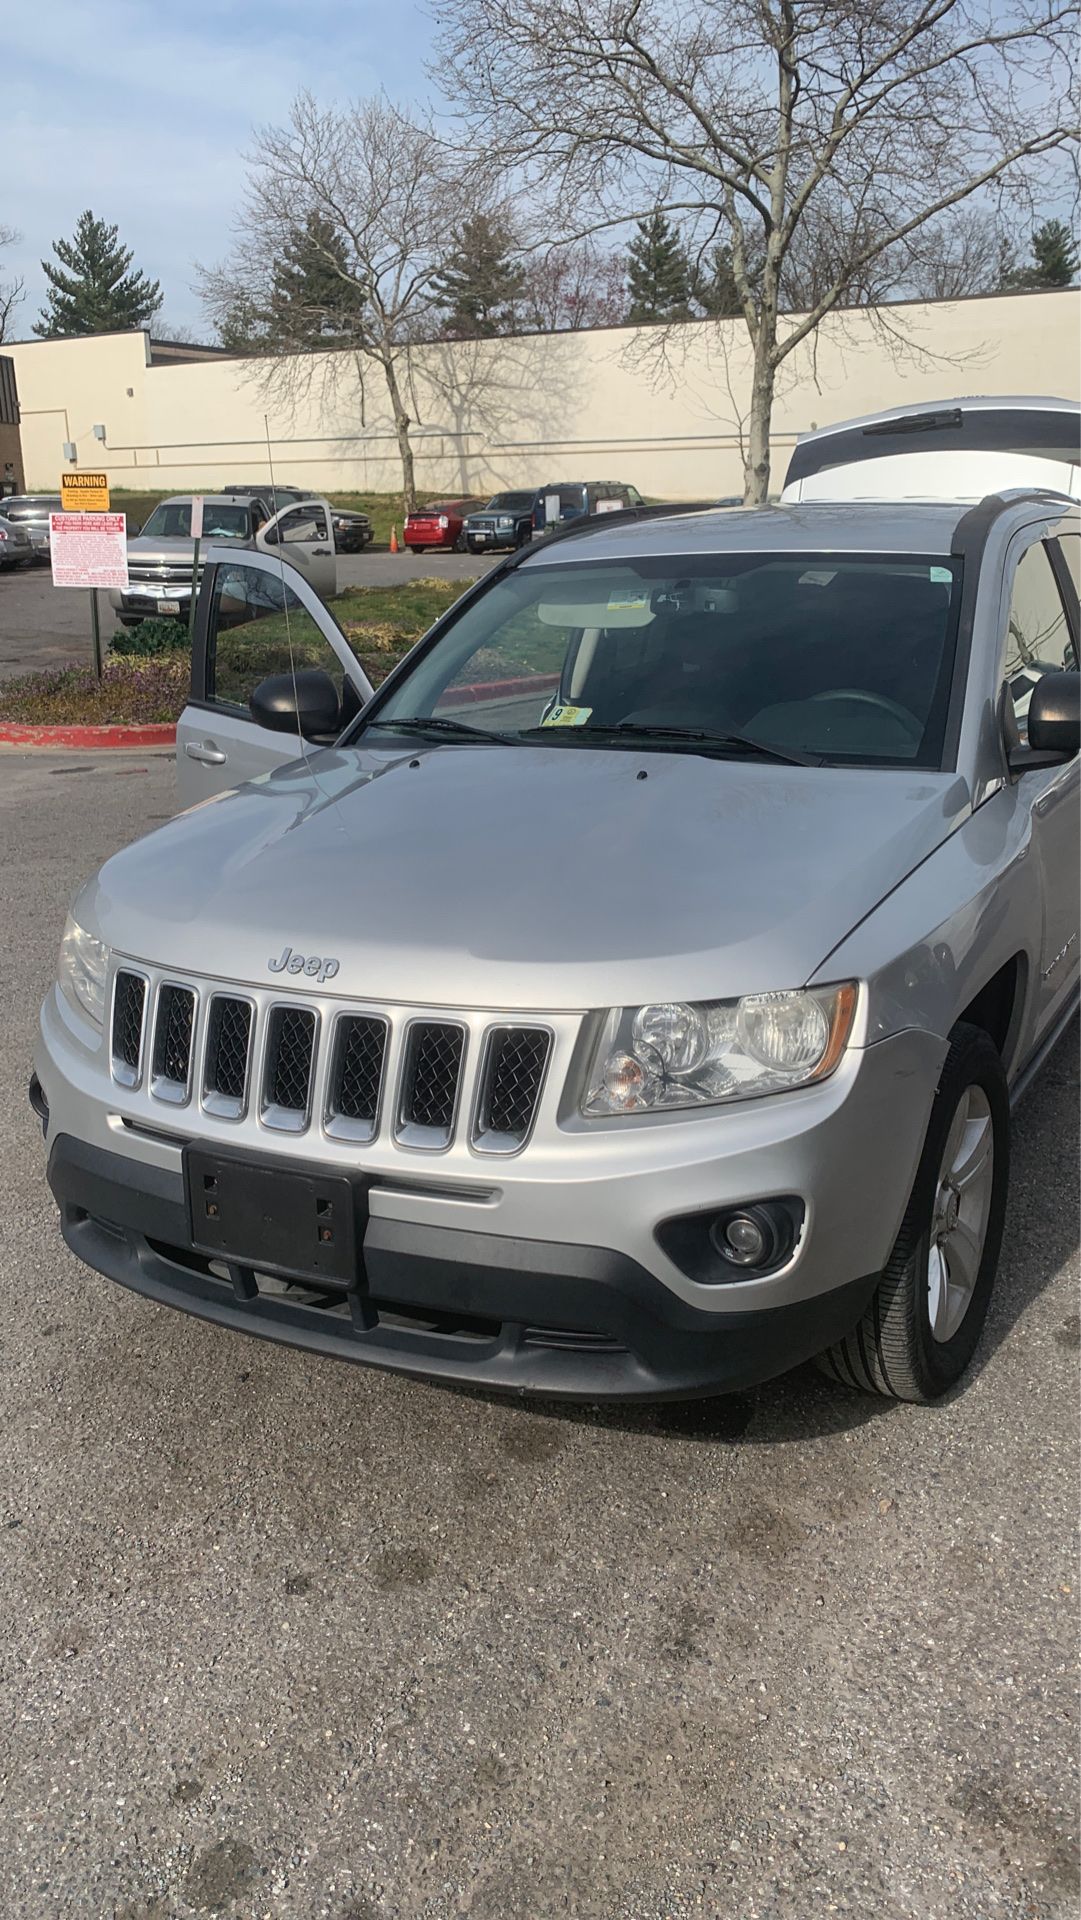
[{"left": 809, "top": 688, "right": 923, "bottom": 746}]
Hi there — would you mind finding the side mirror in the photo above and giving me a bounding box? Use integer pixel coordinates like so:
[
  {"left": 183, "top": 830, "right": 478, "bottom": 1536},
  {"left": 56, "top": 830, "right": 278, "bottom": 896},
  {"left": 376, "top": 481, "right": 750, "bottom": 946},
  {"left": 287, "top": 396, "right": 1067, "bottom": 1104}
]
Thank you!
[
  {"left": 249, "top": 669, "right": 341, "bottom": 741},
  {"left": 1028, "top": 670, "right": 1080, "bottom": 756},
  {"left": 127, "top": 521, "right": 141, "bottom": 537}
]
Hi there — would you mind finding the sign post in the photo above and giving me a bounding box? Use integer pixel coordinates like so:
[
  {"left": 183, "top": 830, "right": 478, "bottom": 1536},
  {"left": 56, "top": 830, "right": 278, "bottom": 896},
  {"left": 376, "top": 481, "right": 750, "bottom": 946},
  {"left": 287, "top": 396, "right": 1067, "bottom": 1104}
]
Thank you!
[
  {"left": 187, "top": 496, "right": 203, "bottom": 645},
  {"left": 56, "top": 473, "right": 116, "bottom": 679}
]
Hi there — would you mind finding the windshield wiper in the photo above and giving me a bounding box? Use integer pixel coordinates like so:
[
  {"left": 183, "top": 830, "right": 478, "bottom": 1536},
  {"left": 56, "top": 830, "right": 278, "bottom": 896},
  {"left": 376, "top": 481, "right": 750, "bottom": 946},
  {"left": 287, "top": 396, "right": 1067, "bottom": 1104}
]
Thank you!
[
  {"left": 519, "top": 722, "right": 820, "bottom": 767},
  {"left": 364, "top": 715, "right": 513, "bottom": 744}
]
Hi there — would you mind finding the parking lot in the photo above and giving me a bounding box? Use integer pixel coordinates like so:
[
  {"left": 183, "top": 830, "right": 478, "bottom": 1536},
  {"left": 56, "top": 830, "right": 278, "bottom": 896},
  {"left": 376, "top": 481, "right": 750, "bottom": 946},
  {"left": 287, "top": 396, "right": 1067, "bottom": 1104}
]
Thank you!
[
  {"left": 0, "top": 741, "right": 1075, "bottom": 1912},
  {"left": 0, "top": 549, "right": 496, "bottom": 681},
  {"left": 0, "top": 749, "right": 1077, "bottom": 1919}
]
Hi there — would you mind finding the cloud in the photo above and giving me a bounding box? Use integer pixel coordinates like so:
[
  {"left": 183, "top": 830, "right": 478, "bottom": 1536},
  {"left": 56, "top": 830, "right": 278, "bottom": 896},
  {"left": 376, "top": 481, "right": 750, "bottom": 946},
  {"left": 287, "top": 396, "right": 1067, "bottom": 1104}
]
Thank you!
[{"left": 4, "top": 0, "right": 427, "bottom": 334}]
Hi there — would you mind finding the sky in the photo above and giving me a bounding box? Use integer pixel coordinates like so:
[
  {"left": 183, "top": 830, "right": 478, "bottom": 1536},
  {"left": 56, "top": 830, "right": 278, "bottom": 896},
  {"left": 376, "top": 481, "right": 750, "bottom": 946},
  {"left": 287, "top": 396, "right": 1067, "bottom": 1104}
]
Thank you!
[{"left": 4, "top": 0, "right": 433, "bottom": 339}]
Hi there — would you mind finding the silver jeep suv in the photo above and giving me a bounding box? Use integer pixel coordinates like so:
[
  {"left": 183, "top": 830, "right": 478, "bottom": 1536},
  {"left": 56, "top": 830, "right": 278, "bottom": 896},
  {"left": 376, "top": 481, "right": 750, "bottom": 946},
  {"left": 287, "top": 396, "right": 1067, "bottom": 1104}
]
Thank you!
[{"left": 32, "top": 437, "right": 1080, "bottom": 1405}]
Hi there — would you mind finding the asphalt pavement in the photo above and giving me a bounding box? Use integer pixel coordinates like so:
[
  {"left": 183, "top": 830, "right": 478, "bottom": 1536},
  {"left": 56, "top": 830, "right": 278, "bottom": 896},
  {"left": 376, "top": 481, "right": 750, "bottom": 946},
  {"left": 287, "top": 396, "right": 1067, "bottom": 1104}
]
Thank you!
[
  {"left": 0, "top": 751, "right": 1078, "bottom": 1920},
  {"left": 0, "top": 550, "right": 495, "bottom": 681}
]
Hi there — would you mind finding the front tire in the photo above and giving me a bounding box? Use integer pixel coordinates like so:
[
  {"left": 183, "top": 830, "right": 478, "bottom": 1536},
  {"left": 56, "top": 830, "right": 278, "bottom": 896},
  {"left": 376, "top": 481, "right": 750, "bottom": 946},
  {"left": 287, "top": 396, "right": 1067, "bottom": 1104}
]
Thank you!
[{"left": 818, "top": 1022, "right": 1009, "bottom": 1402}]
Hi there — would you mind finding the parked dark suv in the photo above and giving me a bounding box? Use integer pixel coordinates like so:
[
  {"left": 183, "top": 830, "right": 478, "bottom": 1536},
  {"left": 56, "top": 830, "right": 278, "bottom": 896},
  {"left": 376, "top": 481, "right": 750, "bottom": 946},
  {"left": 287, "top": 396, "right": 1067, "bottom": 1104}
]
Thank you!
[
  {"left": 464, "top": 490, "right": 540, "bottom": 553},
  {"left": 533, "top": 481, "right": 645, "bottom": 533}
]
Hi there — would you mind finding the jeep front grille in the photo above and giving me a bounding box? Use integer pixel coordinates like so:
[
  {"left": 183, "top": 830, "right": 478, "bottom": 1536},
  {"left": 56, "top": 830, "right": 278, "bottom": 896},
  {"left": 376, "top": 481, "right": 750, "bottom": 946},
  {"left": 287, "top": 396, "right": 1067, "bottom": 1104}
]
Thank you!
[
  {"left": 107, "top": 972, "right": 556, "bottom": 1155},
  {"left": 150, "top": 983, "right": 195, "bottom": 1102},
  {"left": 262, "top": 1006, "right": 317, "bottom": 1129},
  {"left": 111, "top": 971, "right": 147, "bottom": 1085},
  {"left": 473, "top": 1028, "right": 552, "bottom": 1151}
]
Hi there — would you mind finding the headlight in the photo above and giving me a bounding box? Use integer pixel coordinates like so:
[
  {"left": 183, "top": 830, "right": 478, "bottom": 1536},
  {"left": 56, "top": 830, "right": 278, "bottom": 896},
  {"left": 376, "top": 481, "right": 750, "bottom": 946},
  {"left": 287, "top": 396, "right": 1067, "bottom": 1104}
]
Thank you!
[
  {"left": 496, "top": 516, "right": 513, "bottom": 526},
  {"left": 582, "top": 984, "right": 858, "bottom": 1115},
  {"left": 58, "top": 913, "right": 110, "bottom": 1026}
]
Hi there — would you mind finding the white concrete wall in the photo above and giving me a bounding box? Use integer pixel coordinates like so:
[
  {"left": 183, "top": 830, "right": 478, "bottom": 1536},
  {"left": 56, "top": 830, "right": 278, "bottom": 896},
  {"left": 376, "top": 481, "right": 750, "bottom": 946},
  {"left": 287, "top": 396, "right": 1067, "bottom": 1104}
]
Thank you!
[{"left": 9, "top": 289, "right": 1080, "bottom": 500}]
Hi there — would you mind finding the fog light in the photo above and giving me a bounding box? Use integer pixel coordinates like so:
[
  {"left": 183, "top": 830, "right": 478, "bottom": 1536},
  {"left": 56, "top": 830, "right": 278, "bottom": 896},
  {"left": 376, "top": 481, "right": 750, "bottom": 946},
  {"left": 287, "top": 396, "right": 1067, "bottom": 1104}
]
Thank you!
[{"left": 710, "top": 1205, "right": 781, "bottom": 1270}]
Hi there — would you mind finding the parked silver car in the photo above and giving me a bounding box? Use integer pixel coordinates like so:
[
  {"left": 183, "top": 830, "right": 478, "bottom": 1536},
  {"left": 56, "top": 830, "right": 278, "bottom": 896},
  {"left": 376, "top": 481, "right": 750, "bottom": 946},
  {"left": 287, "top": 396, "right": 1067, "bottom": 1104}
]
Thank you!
[
  {"left": 0, "top": 510, "right": 34, "bottom": 569},
  {"left": 0, "top": 493, "right": 63, "bottom": 562},
  {"left": 33, "top": 454, "right": 1080, "bottom": 1405}
]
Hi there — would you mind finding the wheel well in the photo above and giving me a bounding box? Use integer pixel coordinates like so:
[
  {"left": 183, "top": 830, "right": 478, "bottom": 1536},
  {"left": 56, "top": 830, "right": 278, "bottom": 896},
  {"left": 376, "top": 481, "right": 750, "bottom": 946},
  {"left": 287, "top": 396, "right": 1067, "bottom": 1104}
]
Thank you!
[{"left": 957, "top": 955, "right": 1025, "bottom": 1061}]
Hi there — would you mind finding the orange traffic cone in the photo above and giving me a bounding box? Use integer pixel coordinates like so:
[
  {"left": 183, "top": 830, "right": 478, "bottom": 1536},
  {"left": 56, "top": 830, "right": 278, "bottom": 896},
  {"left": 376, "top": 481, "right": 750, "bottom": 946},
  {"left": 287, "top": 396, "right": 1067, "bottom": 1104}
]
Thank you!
[{"left": 389, "top": 524, "right": 399, "bottom": 554}]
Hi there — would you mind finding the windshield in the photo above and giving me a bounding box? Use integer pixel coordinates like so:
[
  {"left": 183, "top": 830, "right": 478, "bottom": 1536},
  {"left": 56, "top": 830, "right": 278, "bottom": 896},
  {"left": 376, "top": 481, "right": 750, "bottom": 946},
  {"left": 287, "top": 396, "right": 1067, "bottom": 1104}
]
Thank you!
[
  {"left": 359, "top": 553, "right": 963, "bottom": 768},
  {"left": 141, "top": 502, "right": 251, "bottom": 540},
  {"left": 485, "top": 493, "right": 535, "bottom": 512}
]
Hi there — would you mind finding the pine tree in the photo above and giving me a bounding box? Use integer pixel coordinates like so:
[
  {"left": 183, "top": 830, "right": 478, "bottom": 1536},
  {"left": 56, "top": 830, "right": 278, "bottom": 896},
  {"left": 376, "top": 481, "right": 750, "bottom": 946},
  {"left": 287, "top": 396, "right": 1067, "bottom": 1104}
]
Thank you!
[
  {"left": 625, "top": 214, "right": 693, "bottom": 323},
  {"left": 268, "top": 213, "right": 364, "bottom": 348},
  {"left": 216, "top": 291, "right": 270, "bottom": 355},
  {"left": 34, "top": 211, "right": 162, "bottom": 337},
  {"left": 433, "top": 214, "right": 526, "bottom": 336},
  {"left": 697, "top": 242, "right": 744, "bottom": 316},
  {"left": 1004, "top": 216, "right": 1079, "bottom": 290}
]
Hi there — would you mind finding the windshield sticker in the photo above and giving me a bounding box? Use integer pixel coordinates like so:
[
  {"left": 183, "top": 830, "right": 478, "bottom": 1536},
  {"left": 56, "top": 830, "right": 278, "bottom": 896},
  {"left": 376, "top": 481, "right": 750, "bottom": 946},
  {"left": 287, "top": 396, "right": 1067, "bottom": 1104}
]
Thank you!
[
  {"left": 541, "top": 703, "right": 594, "bottom": 728},
  {"left": 929, "top": 566, "right": 952, "bottom": 584},
  {"left": 798, "top": 569, "right": 836, "bottom": 586},
  {"left": 606, "top": 589, "right": 651, "bottom": 612}
]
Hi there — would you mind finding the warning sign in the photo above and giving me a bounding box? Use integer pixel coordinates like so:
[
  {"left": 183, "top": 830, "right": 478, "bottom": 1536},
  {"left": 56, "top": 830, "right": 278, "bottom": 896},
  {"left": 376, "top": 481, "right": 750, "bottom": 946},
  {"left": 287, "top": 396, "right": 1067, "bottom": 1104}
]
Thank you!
[
  {"left": 60, "top": 471, "right": 110, "bottom": 512},
  {"left": 50, "top": 512, "right": 129, "bottom": 590}
]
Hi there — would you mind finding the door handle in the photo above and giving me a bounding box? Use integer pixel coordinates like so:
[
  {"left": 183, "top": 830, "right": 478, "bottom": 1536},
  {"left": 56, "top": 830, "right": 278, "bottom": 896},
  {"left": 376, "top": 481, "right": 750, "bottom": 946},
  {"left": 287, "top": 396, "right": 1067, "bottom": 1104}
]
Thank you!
[
  {"left": 185, "top": 741, "right": 227, "bottom": 766},
  {"left": 311, "top": 547, "right": 332, "bottom": 555}
]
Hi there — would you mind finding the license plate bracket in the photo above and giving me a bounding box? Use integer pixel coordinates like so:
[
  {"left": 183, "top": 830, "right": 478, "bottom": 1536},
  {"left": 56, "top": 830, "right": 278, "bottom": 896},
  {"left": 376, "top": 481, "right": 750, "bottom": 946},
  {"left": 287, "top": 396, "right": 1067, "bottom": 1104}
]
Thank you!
[{"left": 184, "top": 1146, "right": 360, "bottom": 1285}]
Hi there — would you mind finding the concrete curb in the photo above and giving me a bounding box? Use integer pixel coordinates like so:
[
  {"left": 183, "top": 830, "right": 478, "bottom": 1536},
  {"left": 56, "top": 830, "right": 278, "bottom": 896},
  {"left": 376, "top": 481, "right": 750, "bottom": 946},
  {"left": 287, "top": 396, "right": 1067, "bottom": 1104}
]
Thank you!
[{"left": 0, "top": 722, "right": 177, "bottom": 749}]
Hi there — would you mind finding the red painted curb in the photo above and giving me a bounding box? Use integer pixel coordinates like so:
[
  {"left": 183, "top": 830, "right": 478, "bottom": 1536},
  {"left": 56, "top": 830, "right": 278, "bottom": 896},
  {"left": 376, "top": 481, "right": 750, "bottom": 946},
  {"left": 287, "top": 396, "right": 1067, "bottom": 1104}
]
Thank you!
[
  {"left": 0, "top": 722, "right": 177, "bottom": 749},
  {"left": 441, "top": 672, "right": 560, "bottom": 707}
]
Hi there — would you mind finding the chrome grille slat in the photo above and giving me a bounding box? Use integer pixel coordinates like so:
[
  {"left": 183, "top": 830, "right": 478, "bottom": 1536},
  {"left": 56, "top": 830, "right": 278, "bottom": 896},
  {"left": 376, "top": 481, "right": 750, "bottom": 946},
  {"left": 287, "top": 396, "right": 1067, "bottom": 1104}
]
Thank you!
[
  {"left": 325, "top": 1013, "right": 387, "bottom": 1143},
  {"left": 473, "top": 1027, "right": 551, "bottom": 1153},
  {"left": 262, "top": 1005, "right": 318, "bottom": 1131},
  {"left": 396, "top": 1021, "right": 465, "bottom": 1150},
  {"left": 202, "top": 994, "right": 253, "bottom": 1118},
  {"left": 111, "top": 971, "right": 147, "bottom": 1087},
  {"left": 150, "top": 983, "right": 195, "bottom": 1104}
]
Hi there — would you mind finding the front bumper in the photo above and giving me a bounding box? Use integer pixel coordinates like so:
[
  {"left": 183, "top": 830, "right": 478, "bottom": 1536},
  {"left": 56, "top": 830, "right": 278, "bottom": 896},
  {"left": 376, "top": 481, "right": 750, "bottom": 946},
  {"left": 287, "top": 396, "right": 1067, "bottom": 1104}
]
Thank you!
[
  {"left": 44, "top": 1131, "right": 878, "bottom": 1400},
  {"left": 34, "top": 986, "right": 946, "bottom": 1400}
]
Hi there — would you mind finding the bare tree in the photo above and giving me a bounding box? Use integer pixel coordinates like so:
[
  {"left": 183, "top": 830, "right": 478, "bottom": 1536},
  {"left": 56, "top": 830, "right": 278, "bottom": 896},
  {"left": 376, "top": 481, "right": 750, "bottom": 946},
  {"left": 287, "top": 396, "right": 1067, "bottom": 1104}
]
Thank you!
[
  {"left": 438, "top": 0, "right": 1078, "bottom": 501},
  {"left": 0, "top": 224, "right": 24, "bottom": 343},
  {"left": 199, "top": 93, "right": 466, "bottom": 509},
  {"left": 520, "top": 243, "right": 627, "bottom": 330},
  {"left": 895, "top": 207, "right": 1018, "bottom": 299}
]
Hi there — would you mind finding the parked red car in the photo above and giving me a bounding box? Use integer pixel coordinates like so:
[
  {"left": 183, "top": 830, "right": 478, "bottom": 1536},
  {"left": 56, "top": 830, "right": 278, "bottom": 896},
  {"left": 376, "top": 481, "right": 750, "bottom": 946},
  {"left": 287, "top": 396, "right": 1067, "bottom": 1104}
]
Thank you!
[{"left": 403, "top": 497, "right": 486, "bottom": 553}]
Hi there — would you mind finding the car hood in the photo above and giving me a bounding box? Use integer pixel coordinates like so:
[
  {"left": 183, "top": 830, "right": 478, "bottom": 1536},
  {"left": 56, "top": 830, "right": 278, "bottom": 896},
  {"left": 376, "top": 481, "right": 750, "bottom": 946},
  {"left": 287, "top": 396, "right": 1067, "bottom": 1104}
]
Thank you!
[
  {"left": 125, "top": 535, "right": 251, "bottom": 565},
  {"left": 84, "top": 745, "right": 969, "bottom": 1010}
]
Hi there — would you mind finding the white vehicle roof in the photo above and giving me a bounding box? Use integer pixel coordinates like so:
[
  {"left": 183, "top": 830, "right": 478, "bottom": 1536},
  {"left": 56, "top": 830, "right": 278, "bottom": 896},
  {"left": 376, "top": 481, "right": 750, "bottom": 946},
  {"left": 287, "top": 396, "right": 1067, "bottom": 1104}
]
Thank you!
[{"left": 781, "top": 396, "right": 1081, "bottom": 504}]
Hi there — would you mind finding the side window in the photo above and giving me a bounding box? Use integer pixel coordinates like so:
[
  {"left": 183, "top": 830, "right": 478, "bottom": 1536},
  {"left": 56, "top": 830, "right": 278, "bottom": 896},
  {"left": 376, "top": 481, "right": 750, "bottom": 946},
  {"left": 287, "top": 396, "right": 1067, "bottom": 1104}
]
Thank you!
[
  {"left": 208, "top": 562, "right": 344, "bottom": 712},
  {"left": 266, "top": 504, "right": 329, "bottom": 545},
  {"left": 1002, "top": 541, "right": 1077, "bottom": 730}
]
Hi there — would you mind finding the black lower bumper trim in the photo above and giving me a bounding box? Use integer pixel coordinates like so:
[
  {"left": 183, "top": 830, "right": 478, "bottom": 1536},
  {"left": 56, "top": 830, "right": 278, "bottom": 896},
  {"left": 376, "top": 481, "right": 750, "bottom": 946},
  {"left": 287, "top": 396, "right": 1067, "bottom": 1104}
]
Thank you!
[{"left": 45, "top": 1132, "right": 876, "bottom": 1402}]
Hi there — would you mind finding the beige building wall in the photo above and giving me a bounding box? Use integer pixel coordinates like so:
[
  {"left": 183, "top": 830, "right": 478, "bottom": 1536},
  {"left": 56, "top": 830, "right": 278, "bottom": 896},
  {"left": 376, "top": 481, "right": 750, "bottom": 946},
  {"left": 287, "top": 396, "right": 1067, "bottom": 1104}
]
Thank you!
[{"left": 8, "top": 289, "right": 1080, "bottom": 501}]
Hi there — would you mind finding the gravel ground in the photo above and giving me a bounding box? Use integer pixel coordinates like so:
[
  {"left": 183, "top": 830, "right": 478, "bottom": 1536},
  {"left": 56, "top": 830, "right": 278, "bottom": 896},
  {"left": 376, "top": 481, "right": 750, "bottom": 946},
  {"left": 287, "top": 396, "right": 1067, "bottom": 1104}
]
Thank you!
[
  {"left": 0, "top": 551, "right": 495, "bottom": 681},
  {"left": 0, "top": 752, "right": 1077, "bottom": 1920}
]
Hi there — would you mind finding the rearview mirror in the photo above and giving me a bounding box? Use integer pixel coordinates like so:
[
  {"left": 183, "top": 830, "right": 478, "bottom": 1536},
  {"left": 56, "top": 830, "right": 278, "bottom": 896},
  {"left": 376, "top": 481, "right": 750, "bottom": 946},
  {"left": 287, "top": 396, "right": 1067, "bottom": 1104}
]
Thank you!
[
  {"left": 250, "top": 669, "right": 341, "bottom": 741},
  {"left": 1027, "top": 670, "right": 1080, "bottom": 758}
]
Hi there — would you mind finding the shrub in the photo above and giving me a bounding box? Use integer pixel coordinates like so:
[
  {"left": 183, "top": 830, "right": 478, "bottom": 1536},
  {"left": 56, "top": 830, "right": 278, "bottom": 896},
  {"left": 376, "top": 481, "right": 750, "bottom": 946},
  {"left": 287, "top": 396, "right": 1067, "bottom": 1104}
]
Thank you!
[{"left": 113, "top": 617, "right": 191, "bottom": 657}]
